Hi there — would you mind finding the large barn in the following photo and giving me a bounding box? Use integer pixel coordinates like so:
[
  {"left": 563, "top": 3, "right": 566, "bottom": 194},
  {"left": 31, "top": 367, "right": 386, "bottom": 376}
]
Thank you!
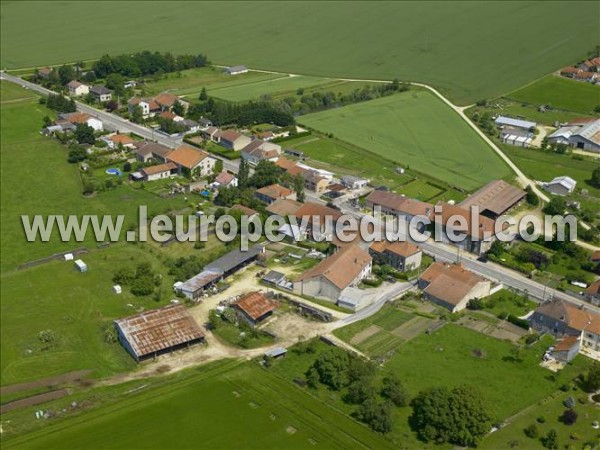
[
  {"left": 115, "top": 305, "right": 205, "bottom": 362},
  {"left": 459, "top": 179, "right": 526, "bottom": 219}
]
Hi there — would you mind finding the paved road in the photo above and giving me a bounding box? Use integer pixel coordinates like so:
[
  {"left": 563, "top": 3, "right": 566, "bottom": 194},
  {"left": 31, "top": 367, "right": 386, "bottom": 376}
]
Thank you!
[
  {"left": 336, "top": 203, "right": 599, "bottom": 312},
  {"left": 0, "top": 72, "right": 240, "bottom": 173}
]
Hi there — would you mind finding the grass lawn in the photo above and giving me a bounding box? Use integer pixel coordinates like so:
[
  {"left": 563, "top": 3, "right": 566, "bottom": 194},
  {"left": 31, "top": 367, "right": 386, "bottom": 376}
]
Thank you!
[
  {"left": 480, "top": 289, "right": 538, "bottom": 318},
  {"left": 333, "top": 303, "right": 413, "bottom": 346},
  {"left": 212, "top": 322, "right": 276, "bottom": 349},
  {"left": 1, "top": 2, "right": 597, "bottom": 104},
  {"left": 481, "top": 390, "right": 600, "bottom": 449},
  {"left": 385, "top": 324, "right": 589, "bottom": 421},
  {"left": 0, "top": 82, "right": 189, "bottom": 271},
  {"left": 3, "top": 361, "right": 394, "bottom": 450},
  {"left": 398, "top": 179, "right": 444, "bottom": 202},
  {"left": 507, "top": 75, "right": 600, "bottom": 115},
  {"left": 209, "top": 75, "right": 334, "bottom": 102},
  {"left": 300, "top": 91, "right": 512, "bottom": 191}
]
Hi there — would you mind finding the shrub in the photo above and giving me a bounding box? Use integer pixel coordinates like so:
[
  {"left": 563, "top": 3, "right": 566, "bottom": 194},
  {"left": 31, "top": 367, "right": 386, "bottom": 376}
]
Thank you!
[
  {"left": 524, "top": 424, "right": 539, "bottom": 438},
  {"left": 561, "top": 409, "right": 578, "bottom": 425}
]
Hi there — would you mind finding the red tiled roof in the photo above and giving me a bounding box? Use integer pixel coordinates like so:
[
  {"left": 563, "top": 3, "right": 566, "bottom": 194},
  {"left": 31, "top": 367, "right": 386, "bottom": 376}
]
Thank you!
[
  {"left": 256, "top": 183, "right": 294, "bottom": 200},
  {"left": 167, "top": 145, "right": 210, "bottom": 169},
  {"left": 370, "top": 240, "right": 420, "bottom": 258},
  {"left": 215, "top": 171, "right": 236, "bottom": 185},
  {"left": 297, "top": 244, "right": 371, "bottom": 290},
  {"left": 154, "top": 92, "right": 179, "bottom": 107},
  {"left": 233, "top": 291, "right": 275, "bottom": 321},
  {"left": 141, "top": 162, "right": 177, "bottom": 176},
  {"left": 419, "top": 262, "right": 487, "bottom": 306},
  {"left": 109, "top": 134, "right": 135, "bottom": 145}
]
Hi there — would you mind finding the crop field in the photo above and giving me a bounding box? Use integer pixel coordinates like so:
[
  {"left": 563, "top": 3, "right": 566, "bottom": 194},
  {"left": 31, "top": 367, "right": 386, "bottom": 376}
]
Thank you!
[
  {"left": 209, "top": 75, "right": 334, "bottom": 102},
  {"left": 300, "top": 91, "right": 512, "bottom": 191},
  {"left": 385, "top": 324, "right": 589, "bottom": 420},
  {"left": 507, "top": 75, "right": 600, "bottom": 115},
  {"left": 2, "top": 2, "right": 597, "bottom": 104},
  {"left": 4, "top": 362, "right": 394, "bottom": 450}
]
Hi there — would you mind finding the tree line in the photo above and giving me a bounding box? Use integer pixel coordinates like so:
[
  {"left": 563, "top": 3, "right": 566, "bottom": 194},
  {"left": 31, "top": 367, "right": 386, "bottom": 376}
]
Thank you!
[
  {"left": 92, "top": 51, "right": 209, "bottom": 79},
  {"left": 189, "top": 97, "right": 295, "bottom": 127}
]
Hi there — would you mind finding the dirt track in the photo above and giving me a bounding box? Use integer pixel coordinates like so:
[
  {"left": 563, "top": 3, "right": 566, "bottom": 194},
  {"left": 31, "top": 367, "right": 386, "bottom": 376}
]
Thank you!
[{"left": 0, "top": 370, "right": 91, "bottom": 396}]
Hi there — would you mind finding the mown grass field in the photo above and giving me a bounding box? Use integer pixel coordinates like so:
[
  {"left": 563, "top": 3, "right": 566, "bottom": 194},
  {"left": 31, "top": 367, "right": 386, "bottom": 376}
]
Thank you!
[
  {"left": 300, "top": 91, "right": 512, "bottom": 191},
  {"left": 143, "top": 66, "right": 283, "bottom": 97},
  {"left": 1, "top": 2, "right": 597, "bottom": 104},
  {"left": 508, "top": 75, "right": 600, "bottom": 115},
  {"left": 209, "top": 75, "right": 334, "bottom": 102},
  {"left": 3, "top": 362, "right": 394, "bottom": 450}
]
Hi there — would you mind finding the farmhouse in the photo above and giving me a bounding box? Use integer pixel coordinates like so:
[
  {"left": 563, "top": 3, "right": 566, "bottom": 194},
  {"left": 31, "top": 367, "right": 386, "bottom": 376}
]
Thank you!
[
  {"left": 231, "top": 204, "right": 259, "bottom": 218},
  {"left": 154, "top": 92, "right": 182, "bottom": 112},
  {"left": 218, "top": 130, "right": 252, "bottom": 151},
  {"left": 432, "top": 202, "right": 498, "bottom": 255},
  {"left": 140, "top": 162, "right": 177, "bottom": 181},
  {"left": 294, "top": 244, "right": 372, "bottom": 302},
  {"left": 232, "top": 291, "right": 276, "bottom": 327},
  {"left": 458, "top": 179, "right": 526, "bottom": 219},
  {"left": 369, "top": 240, "right": 422, "bottom": 272},
  {"left": 214, "top": 170, "right": 238, "bottom": 188},
  {"left": 134, "top": 142, "right": 173, "bottom": 163},
  {"left": 265, "top": 198, "right": 303, "bottom": 216},
  {"left": 293, "top": 202, "right": 343, "bottom": 239},
  {"left": 127, "top": 97, "right": 161, "bottom": 118},
  {"left": 365, "top": 190, "right": 433, "bottom": 221},
  {"left": 276, "top": 157, "right": 309, "bottom": 178},
  {"left": 254, "top": 184, "right": 296, "bottom": 205},
  {"left": 225, "top": 65, "right": 249, "bottom": 75},
  {"left": 58, "top": 112, "right": 103, "bottom": 131},
  {"left": 529, "top": 299, "right": 600, "bottom": 357},
  {"left": 166, "top": 145, "right": 217, "bottom": 177},
  {"left": 241, "top": 140, "right": 282, "bottom": 164},
  {"left": 90, "top": 85, "right": 112, "bottom": 102},
  {"left": 340, "top": 175, "right": 369, "bottom": 190},
  {"left": 114, "top": 305, "right": 205, "bottom": 362},
  {"left": 543, "top": 176, "right": 576, "bottom": 196},
  {"left": 418, "top": 262, "right": 491, "bottom": 313},
  {"left": 585, "top": 280, "right": 600, "bottom": 306},
  {"left": 303, "top": 171, "right": 329, "bottom": 193},
  {"left": 101, "top": 133, "right": 136, "bottom": 149},
  {"left": 67, "top": 80, "right": 89, "bottom": 97}
]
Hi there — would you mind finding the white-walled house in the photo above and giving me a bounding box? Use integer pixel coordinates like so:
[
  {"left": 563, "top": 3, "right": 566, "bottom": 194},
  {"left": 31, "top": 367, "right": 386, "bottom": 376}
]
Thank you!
[{"left": 67, "top": 80, "right": 90, "bottom": 97}]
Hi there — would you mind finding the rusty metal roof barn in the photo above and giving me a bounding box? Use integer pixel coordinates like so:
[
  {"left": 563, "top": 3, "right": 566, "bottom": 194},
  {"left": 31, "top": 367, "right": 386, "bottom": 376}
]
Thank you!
[{"left": 114, "top": 305, "right": 205, "bottom": 362}]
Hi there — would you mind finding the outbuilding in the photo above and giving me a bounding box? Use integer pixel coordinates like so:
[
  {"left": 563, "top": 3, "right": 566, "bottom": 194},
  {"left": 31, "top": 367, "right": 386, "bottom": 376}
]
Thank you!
[{"left": 74, "top": 259, "right": 87, "bottom": 272}]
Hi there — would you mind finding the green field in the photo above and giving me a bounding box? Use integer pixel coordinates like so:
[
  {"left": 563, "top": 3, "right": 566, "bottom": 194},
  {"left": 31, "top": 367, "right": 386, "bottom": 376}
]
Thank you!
[
  {"left": 3, "top": 362, "right": 394, "bottom": 450},
  {"left": 508, "top": 75, "right": 600, "bottom": 115},
  {"left": 143, "top": 67, "right": 283, "bottom": 97},
  {"left": 481, "top": 390, "right": 600, "bottom": 449},
  {"left": 501, "top": 145, "right": 600, "bottom": 197},
  {"left": 385, "top": 324, "right": 587, "bottom": 421},
  {"left": 1, "top": 2, "right": 597, "bottom": 104},
  {"left": 300, "top": 91, "right": 512, "bottom": 191},
  {"left": 210, "top": 75, "right": 334, "bottom": 102},
  {"left": 0, "top": 82, "right": 189, "bottom": 271}
]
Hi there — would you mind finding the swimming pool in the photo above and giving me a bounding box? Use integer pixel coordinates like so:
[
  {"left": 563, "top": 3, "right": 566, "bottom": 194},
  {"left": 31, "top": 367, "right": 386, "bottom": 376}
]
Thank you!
[{"left": 105, "top": 168, "right": 122, "bottom": 176}]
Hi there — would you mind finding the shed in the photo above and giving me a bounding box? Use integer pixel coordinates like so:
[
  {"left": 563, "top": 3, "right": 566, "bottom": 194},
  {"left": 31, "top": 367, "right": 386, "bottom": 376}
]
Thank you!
[
  {"left": 74, "top": 259, "right": 87, "bottom": 272},
  {"left": 64, "top": 253, "right": 74, "bottom": 261},
  {"left": 494, "top": 116, "right": 537, "bottom": 130},
  {"left": 262, "top": 270, "right": 286, "bottom": 286},
  {"left": 264, "top": 347, "right": 287, "bottom": 359},
  {"left": 113, "top": 285, "right": 122, "bottom": 294}
]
